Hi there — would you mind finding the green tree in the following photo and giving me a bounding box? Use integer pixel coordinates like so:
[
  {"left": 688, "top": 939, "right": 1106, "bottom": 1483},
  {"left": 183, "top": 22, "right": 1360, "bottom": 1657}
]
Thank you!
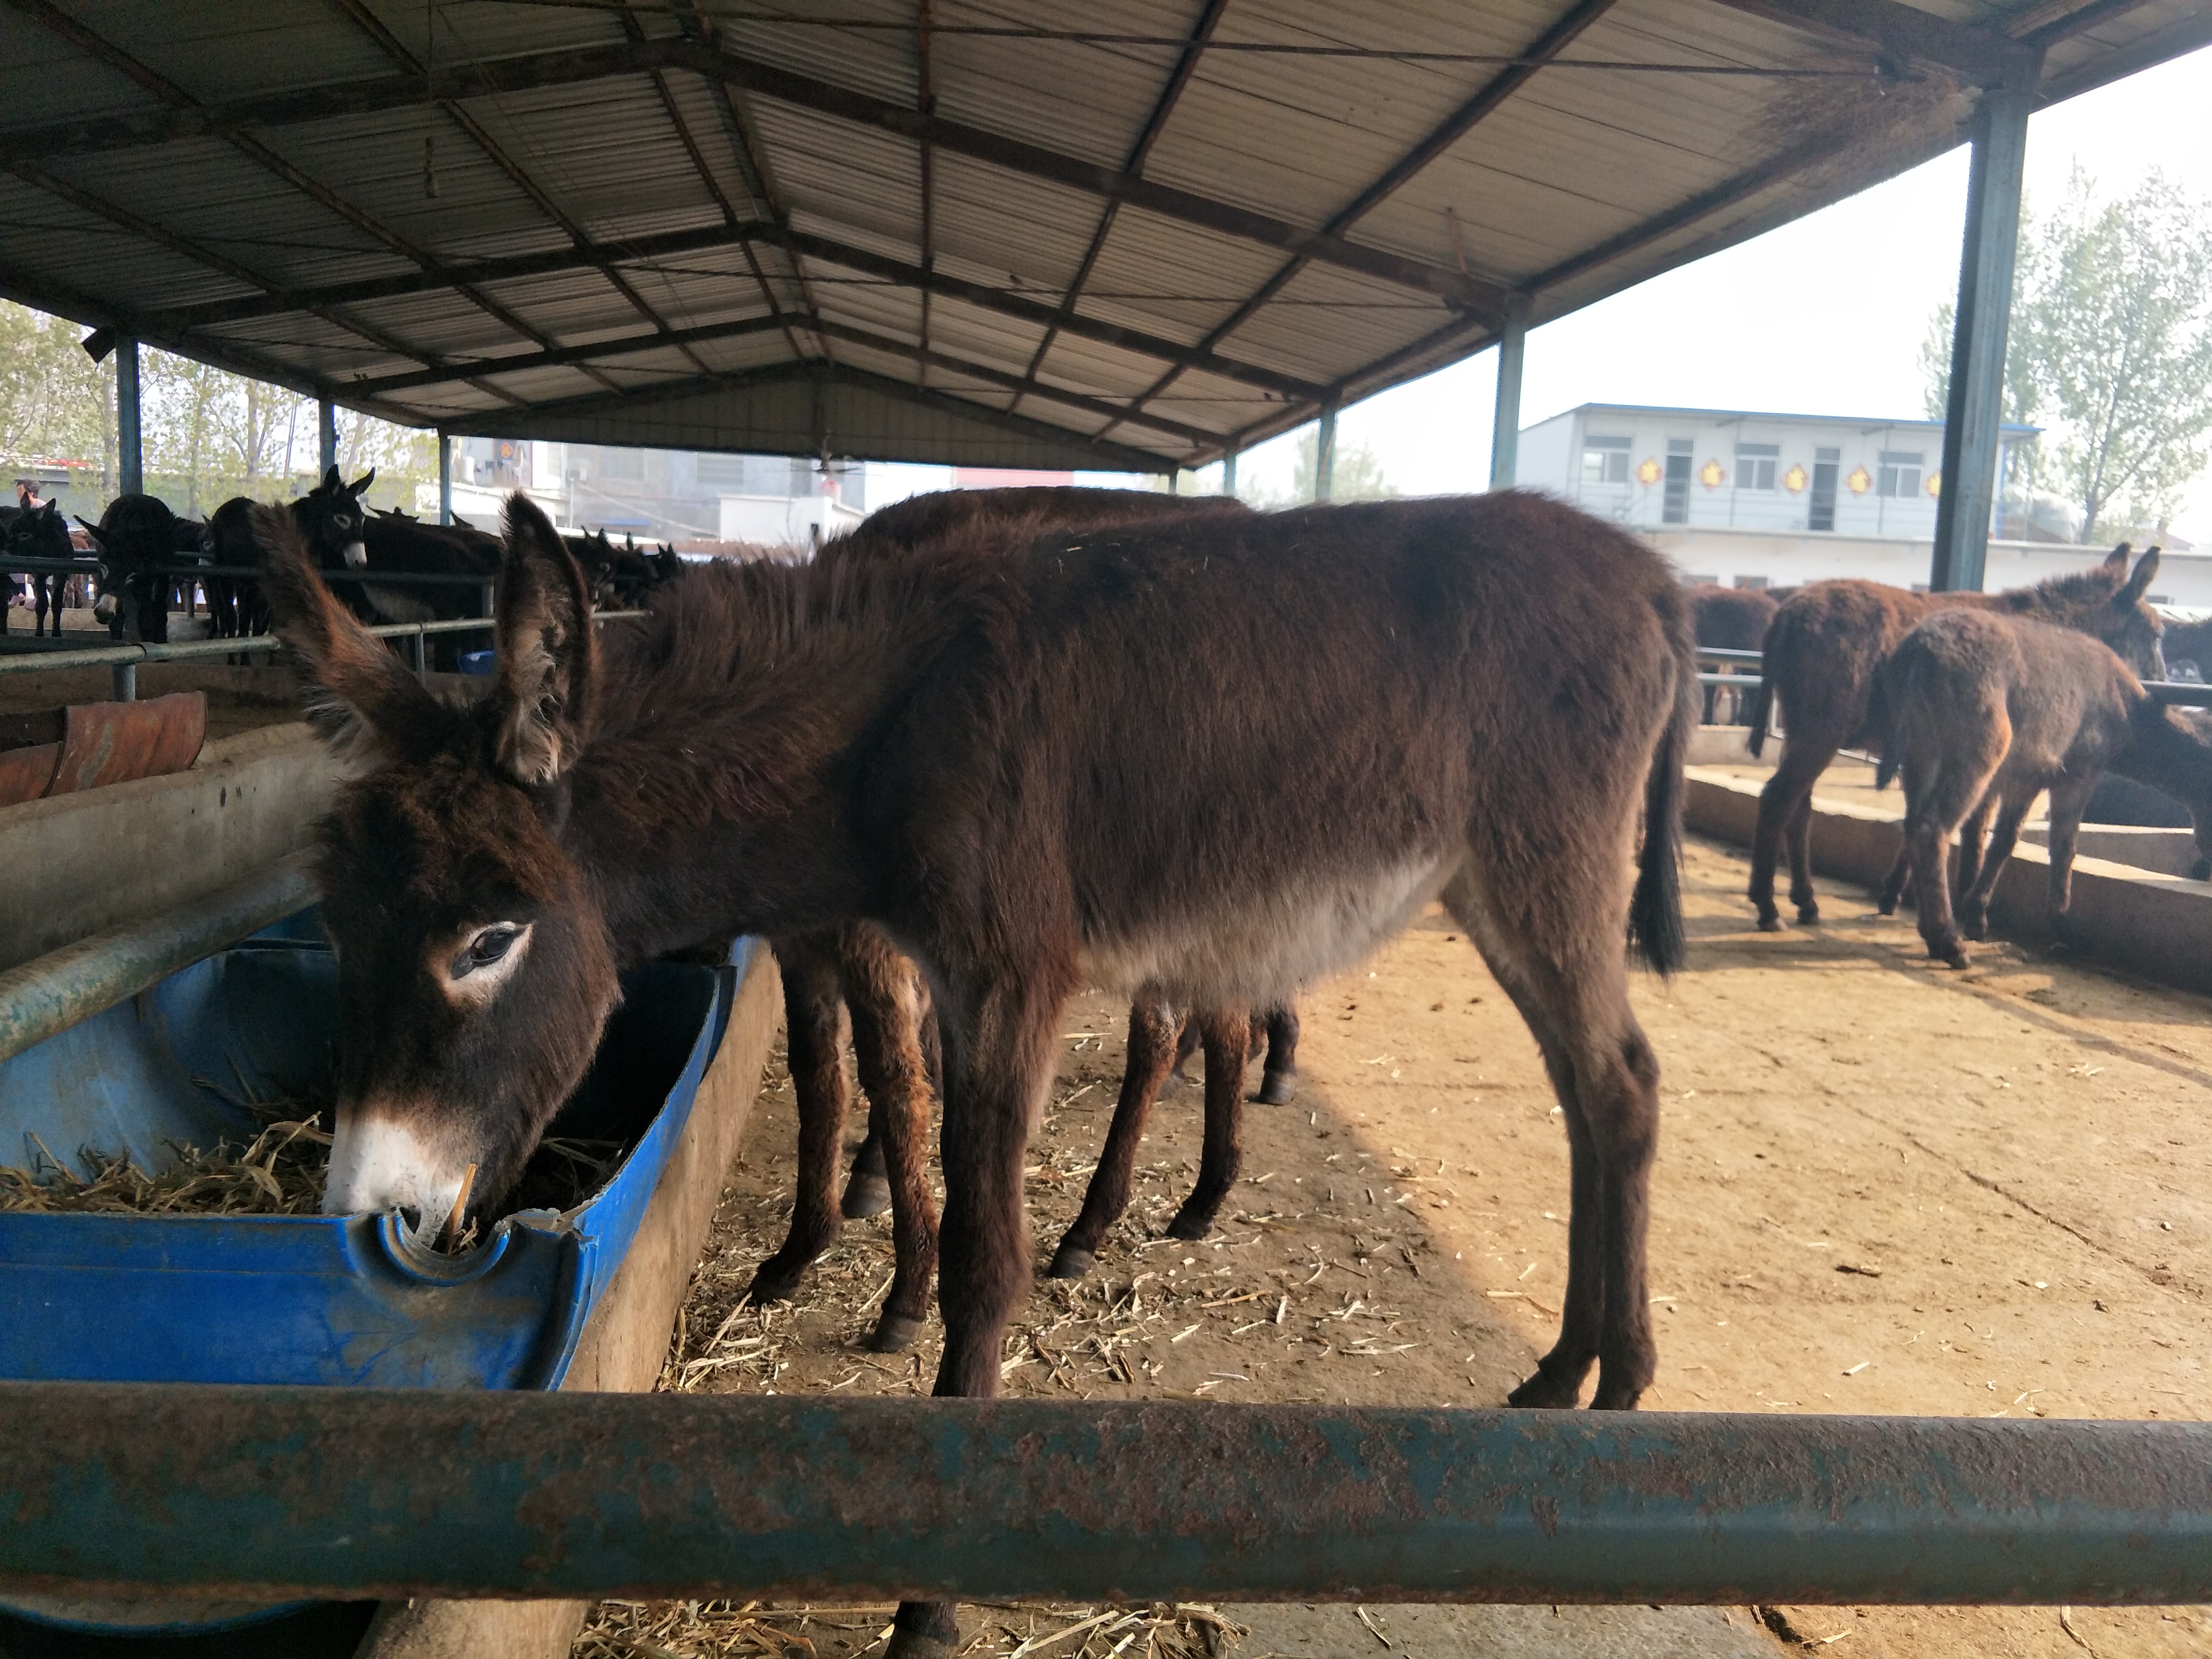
[
  {"left": 1922, "top": 168, "right": 2212, "bottom": 541},
  {"left": 0, "top": 301, "right": 113, "bottom": 486},
  {"left": 1242, "top": 426, "right": 1398, "bottom": 505}
]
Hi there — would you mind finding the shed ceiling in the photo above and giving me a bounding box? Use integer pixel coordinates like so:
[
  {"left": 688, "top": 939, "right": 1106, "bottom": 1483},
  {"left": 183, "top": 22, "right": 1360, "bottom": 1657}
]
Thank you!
[{"left": 0, "top": 0, "right": 2205, "bottom": 472}]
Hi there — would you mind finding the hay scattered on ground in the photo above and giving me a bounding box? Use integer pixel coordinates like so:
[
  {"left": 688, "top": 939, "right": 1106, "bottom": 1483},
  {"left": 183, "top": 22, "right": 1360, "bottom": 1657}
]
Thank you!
[{"left": 574, "top": 1599, "right": 1246, "bottom": 1659}]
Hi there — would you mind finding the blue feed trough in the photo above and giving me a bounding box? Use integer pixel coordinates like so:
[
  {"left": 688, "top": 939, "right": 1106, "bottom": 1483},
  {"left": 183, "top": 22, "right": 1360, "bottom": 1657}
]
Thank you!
[{"left": 0, "top": 916, "right": 749, "bottom": 1641}]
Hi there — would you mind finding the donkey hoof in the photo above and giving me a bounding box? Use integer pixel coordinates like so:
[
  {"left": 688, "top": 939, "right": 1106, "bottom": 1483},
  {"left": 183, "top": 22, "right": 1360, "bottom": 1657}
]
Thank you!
[
  {"left": 1255, "top": 1070, "right": 1298, "bottom": 1106},
  {"left": 1754, "top": 909, "right": 1785, "bottom": 933},
  {"left": 743, "top": 1258, "right": 807, "bottom": 1306},
  {"left": 1505, "top": 1368, "right": 1583, "bottom": 1410},
  {"left": 1795, "top": 903, "right": 1822, "bottom": 925},
  {"left": 1046, "top": 1242, "right": 1096, "bottom": 1280},
  {"left": 867, "top": 1313, "right": 925, "bottom": 1354},
  {"left": 1166, "top": 1208, "right": 1216, "bottom": 1242},
  {"left": 885, "top": 1629, "right": 960, "bottom": 1659},
  {"left": 1960, "top": 914, "right": 1989, "bottom": 942},
  {"left": 1935, "top": 945, "right": 1972, "bottom": 970},
  {"left": 841, "top": 1173, "right": 893, "bottom": 1220}
]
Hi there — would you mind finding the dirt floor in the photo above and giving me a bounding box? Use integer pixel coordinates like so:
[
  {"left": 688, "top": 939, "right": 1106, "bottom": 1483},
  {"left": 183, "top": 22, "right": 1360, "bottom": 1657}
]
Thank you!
[
  {"left": 577, "top": 829, "right": 2212, "bottom": 1659},
  {"left": 2, "top": 608, "right": 325, "bottom": 743}
]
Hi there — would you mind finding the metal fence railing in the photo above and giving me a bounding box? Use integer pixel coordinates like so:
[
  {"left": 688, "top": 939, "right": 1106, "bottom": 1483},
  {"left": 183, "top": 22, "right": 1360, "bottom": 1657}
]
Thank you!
[{"left": 0, "top": 611, "right": 642, "bottom": 701}]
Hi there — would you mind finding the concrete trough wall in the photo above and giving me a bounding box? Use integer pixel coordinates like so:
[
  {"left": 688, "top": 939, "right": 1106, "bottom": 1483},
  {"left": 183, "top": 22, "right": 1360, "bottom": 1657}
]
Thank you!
[
  {"left": 1684, "top": 767, "right": 2212, "bottom": 997},
  {"left": 0, "top": 722, "right": 338, "bottom": 974}
]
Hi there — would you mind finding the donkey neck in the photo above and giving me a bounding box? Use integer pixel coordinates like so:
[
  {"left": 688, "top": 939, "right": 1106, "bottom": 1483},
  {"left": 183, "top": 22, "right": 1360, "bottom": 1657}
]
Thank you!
[{"left": 563, "top": 556, "right": 977, "bottom": 962}]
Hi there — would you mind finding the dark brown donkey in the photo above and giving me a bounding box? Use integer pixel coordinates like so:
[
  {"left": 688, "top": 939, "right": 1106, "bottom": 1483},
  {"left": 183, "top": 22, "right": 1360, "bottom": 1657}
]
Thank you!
[
  {"left": 749, "top": 487, "right": 1295, "bottom": 1348},
  {"left": 259, "top": 489, "right": 1693, "bottom": 1659},
  {"left": 1744, "top": 546, "right": 2165, "bottom": 930},
  {"left": 1871, "top": 610, "right": 2212, "bottom": 968}
]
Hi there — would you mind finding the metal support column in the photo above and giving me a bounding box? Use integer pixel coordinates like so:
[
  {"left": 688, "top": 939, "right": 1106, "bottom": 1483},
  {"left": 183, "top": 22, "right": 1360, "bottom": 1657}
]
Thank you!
[
  {"left": 1930, "top": 68, "right": 2038, "bottom": 593},
  {"left": 1314, "top": 402, "right": 1338, "bottom": 503},
  {"left": 438, "top": 431, "right": 453, "bottom": 526},
  {"left": 1490, "top": 296, "right": 1530, "bottom": 490},
  {"left": 318, "top": 398, "right": 338, "bottom": 481},
  {"left": 1222, "top": 449, "right": 1238, "bottom": 500},
  {"left": 114, "top": 337, "right": 142, "bottom": 498}
]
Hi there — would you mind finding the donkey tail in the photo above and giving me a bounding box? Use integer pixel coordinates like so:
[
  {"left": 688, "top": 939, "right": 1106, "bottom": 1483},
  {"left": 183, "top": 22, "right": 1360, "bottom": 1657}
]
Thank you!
[
  {"left": 1745, "top": 675, "right": 1774, "bottom": 758},
  {"left": 1867, "top": 667, "right": 1902, "bottom": 791},
  {"left": 1630, "top": 604, "right": 1697, "bottom": 976}
]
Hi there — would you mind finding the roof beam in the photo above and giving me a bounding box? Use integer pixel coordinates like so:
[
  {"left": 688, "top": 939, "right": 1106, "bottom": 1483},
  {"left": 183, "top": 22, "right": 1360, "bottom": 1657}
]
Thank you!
[
  {"left": 349, "top": 311, "right": 1219, "bottom": 450},
  {"left": 1098, "top": 0, "right": 1610, "bottom": 441},
  {"left": 0, "top": 31, "right": 1506, "bottom": 317},
  {"left": 1702, "top": 0, "right": 2039, "bottom": 85},
  {"left": 1010, "top": 0, "right": 1228, "bottom": 421},
  {"left": 438, "top": 358, "right": 1177, "bottom": 475}
]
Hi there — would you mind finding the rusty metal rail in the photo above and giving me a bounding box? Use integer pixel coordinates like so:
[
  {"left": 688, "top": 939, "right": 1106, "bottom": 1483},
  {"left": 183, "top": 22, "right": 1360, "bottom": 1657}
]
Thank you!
[{"left": 2, "top": 1386, "right": 2208, "bottom": 1606}]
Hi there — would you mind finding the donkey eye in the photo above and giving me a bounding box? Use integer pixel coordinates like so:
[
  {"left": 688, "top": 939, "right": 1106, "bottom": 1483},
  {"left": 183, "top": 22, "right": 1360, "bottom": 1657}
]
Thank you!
[{"left": 458, "top": 925, "right": 521, "bottom": 974}]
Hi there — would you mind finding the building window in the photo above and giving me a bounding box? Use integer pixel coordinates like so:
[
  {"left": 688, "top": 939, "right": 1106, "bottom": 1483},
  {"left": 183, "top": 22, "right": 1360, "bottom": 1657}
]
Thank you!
[
  {"left": 599, "top": 447, "right": 645, "bottom": 482},
  {"left": 1809, "top": 446, "right": 1839, "bottom": 532},
  {"left": 1733, "top": 575, "right": 1768, "bottom": 589},
  {"left": 1733, "top": 443, "right": 1779, "bottom": 492},
  {"left": 1581, "top": 435, "right": 1632, "bottom": 486},
  {"left": 1877, "top": 450, "right": 1924, "bottom": 498},
  {"left": 696, "top": 452, "right": 747, "bottom": 490},
  {"left": 1662, "top": 439, "right": 1693, "bottom": 525}
]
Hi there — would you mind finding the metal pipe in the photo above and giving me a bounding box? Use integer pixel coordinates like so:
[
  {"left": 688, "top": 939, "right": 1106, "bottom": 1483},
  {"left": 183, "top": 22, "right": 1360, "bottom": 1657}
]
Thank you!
[
  {"left": 318, "top": 397, "right": 338, "bottom": 478},
  {"left": 1930, "top": 64, "right": 2038, "bottom": 593},
  {"left": 0, "top": 613, "right": 643, "bottom": 680},
  {"left": 1490, "top": 295, "right": 1529, "bottom": 489},
  {"left": 1222, "top": 447, "right": 1238, "bottom": 499},
  {"left": 0, "top": 854, "right": 318, "bottom": 1065},
  {"left": 109, "top": 661, "right": 135, "bottom": 702},
  {"left": 438, "top": 428, "right": 453, "bottom": 524},
  {"left": 1314, "top": 401, "right": 1337, "bottom": 503},
  {"left": 2, "top": 1389, "right": 2208, "bottom": 1607},
  {"left": 115, "top": 337, "right": 142, "bottom": 497}
]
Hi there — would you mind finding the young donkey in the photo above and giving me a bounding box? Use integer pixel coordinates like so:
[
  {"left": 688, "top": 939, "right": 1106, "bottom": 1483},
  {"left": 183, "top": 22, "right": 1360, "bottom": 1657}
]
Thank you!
[
  {"left": 1872, "top": 609, "right": 2212, "bottom": 969},
  {"left": 258, "top": 490, "right": 1693, "bottom": 1658},
  {"left": 1744, "top": 546, "right": 2165, "bottom": 930}
]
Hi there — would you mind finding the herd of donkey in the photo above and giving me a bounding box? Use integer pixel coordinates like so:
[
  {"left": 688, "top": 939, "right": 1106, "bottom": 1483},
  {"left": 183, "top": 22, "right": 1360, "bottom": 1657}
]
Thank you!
[{"left": 11, "top": 473, "right": 2212, "bottom": 1651}]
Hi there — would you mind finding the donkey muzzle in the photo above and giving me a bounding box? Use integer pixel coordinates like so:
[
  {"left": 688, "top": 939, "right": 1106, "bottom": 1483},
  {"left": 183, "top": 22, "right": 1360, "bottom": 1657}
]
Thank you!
[{"left": 322, "top": 1107, "right": 472, "bottom": 1238}]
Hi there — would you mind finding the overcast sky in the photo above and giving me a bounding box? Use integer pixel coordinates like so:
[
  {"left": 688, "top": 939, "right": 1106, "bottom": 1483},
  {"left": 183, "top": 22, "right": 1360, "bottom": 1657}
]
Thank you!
[{"left": 986, "top": 42, "right": 2212, "bottom": 541}]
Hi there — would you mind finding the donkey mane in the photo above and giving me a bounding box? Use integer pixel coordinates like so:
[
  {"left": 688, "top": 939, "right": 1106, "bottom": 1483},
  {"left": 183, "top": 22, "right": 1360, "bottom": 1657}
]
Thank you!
[
  {"left": 1990, "top": 559, "right": 2129, "bottom": 613},
  {"left": 576, "top": 528, "right": 1004, "bottom": 836}
]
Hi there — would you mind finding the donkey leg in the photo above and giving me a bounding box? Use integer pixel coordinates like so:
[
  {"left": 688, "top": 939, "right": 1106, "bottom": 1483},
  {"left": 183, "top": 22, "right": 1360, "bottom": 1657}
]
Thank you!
[
  {"left": 842, "top": 1125, "right": 892, "bottom": 1219},
  {"left": 1256, "top": 1002, "right": 1300, "bottom": 1105},
  {"left": 1450, "top": 872, "right": 1660, "bottom": 1413},
  {"left": 1158, "top": 1011, "right": 1201, "bottom": 1098},
  {"left": 745, "top": 936, "right": 850, "bottom": 1305},
  {"left": 2042, "top": 777, "right": 2096, "bottom": 951},
  {"left": 1167, "top": 1007, "right": 1250, "bottom": 1240},
  {"left": 1785, "top": 791, "right": 1821, "bottom": 924},
  {"left": 1875, "top": 830, "right": 1914, "bottom": 915},
  {"left": 1050, "top": 999, "right": 1178, "bottom": 1278},
  {"left": 842, "top": 930, "right": 940, "bottom": 1352},
  {"left": 1751, "top": 738, "right": 1836, "bottom": 929},
  {"left": 1959, "top": 791, "right": 2027, "bottom": 942},
  {"left": 1953, "top": 793, "right": 1995, "bottom": 916},
  {"left": 891, "top": 972, "right": 1069, "bottom": 1659}
]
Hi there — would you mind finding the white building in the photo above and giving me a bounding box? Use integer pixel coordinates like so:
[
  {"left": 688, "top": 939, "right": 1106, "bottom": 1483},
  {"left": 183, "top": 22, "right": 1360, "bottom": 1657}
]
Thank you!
[{"left": 1513, "top": 402, "right": 2212, "bottom": 604}]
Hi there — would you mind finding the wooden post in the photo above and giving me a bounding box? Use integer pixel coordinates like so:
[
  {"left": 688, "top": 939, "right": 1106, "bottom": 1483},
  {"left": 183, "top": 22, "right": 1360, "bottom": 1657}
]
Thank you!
[
  {"left": 1490, "top": 296, "right": 1529, "bottom": 490},
  {"left": 1931, "top": 67, "right": 2037, "bottom": 593}
]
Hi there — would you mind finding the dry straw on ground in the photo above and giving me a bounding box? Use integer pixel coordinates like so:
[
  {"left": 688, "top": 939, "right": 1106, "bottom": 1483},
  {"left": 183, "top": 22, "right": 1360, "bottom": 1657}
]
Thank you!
[{"left": 575, "top": 1599, "right": 1246, "bottom": 1659}]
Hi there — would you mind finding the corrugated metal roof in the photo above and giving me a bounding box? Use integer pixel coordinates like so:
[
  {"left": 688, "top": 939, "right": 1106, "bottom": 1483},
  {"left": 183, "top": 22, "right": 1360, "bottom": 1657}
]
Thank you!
[{"left": 0, "top": 0, "right": 2203, "bottom": 472}]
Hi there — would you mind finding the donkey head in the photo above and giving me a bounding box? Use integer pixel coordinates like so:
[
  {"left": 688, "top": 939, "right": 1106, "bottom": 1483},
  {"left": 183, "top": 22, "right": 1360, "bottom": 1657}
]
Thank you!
[
  {"left": 7, "top": 498, "right": 71, "bottom": 562},
  {"left": 255, "top": 493, "right": 615, "bottom": 1238},
  {"left": 2093, "top": 542, "right": 2167, "bottom": 681},
  {"left": 292, "top": 465, "right": 377, "bottom": 572}
]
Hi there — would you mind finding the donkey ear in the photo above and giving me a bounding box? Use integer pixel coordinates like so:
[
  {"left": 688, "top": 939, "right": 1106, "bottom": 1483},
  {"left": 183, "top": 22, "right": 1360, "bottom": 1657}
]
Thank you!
[
  {"left": 73, "top": 516, "right": 103, "bottom": 545},
  {"left": 492, "top": 492, "right": 599, "bottom": 787},
  {"left": 252, "top": 503, "right": 436, "bottom": 758},
  {"left": 2101, "top": 542, "right": 2132, "bottom": 574},
  {"left": 349, "top": 468, "right": 376, "bottom": 496},
  {"left": 2117, "top": 546, "right": 2162, "bottom": 606},
  {"left": 320, "top": 465, "right": 342, "bottom": 493}
]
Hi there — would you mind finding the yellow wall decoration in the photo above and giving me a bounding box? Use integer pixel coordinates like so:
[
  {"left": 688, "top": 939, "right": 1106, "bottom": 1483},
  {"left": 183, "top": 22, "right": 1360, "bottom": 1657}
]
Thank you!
[
  {"left": 1782, "top": 463, "right": 1808, "bottom": 493},
  {"left": 1699, "top": 458, "right": 1725, "bottom": 488},
  {"left": 1636, "top": 457, "right": 1662, "bottom": 485},
  {"left": 1847, "top": 465, "right": 1873, "bottom": 494}
]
